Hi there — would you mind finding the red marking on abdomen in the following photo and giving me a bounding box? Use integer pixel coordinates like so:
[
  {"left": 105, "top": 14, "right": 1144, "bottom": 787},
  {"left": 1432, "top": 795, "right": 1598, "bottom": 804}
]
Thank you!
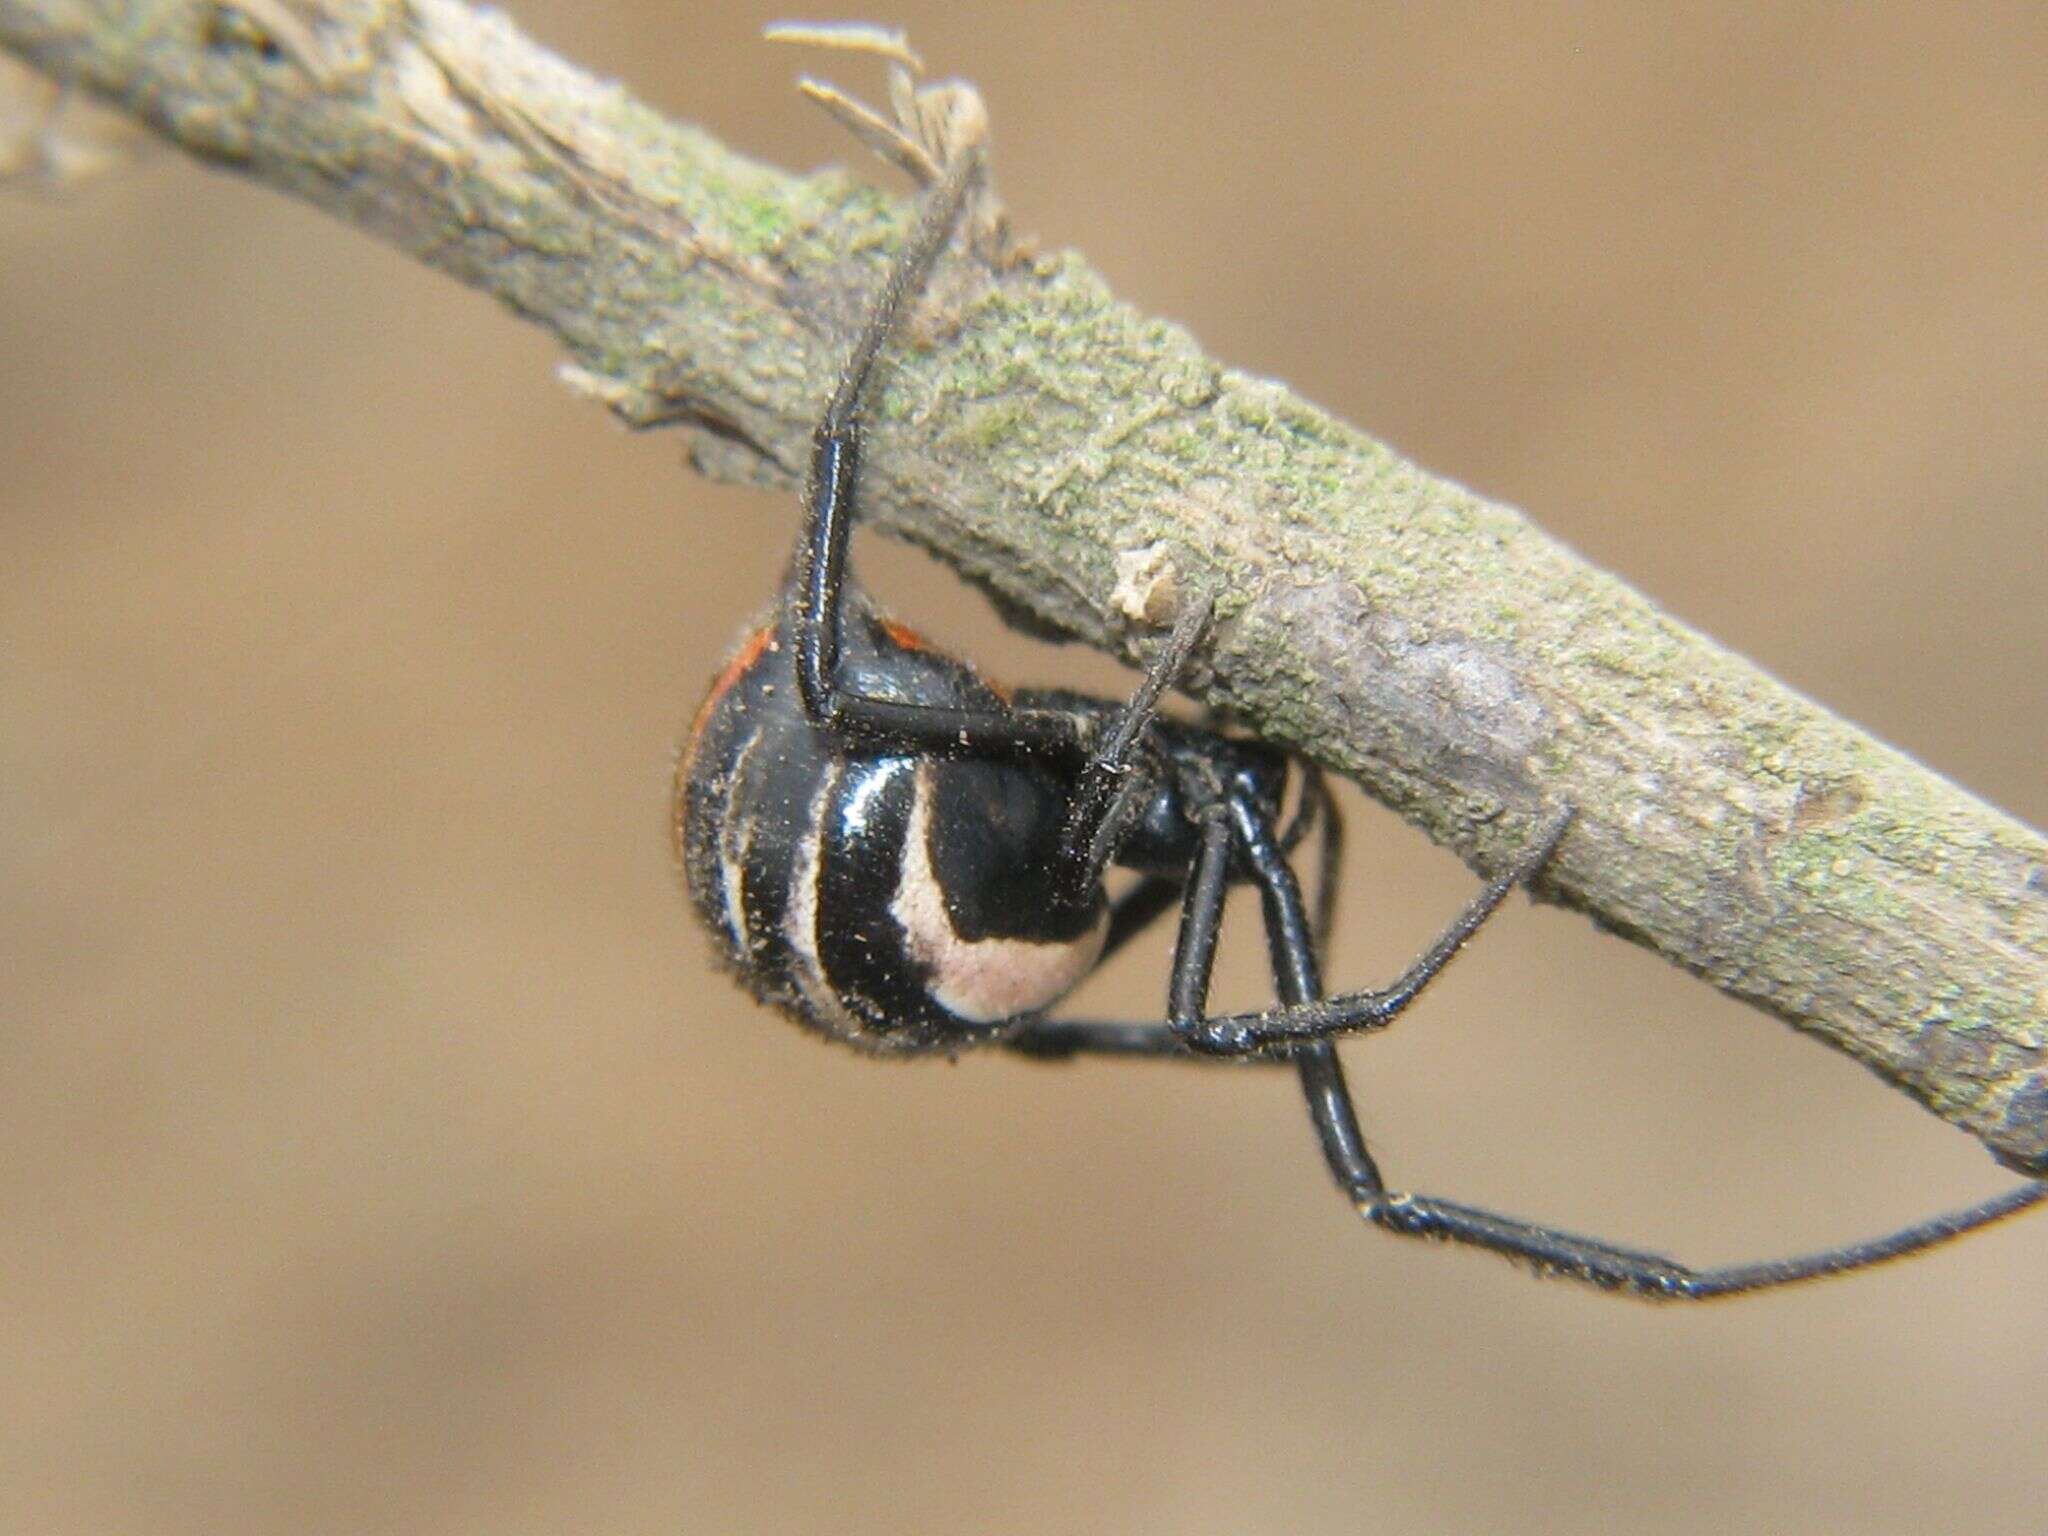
[
  {"left": 683, "top": 625, "right": 775, "bottom": 757},
  {"left": 879, "top": 617, "right": 1010, "bottom": 701},
  {"left": 881, "top": 618, "right": 934, "bottom": 654}
]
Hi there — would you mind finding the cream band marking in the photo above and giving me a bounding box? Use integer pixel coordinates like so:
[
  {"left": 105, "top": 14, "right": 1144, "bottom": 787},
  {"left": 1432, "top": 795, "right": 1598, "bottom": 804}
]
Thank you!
[{"left": 891, "top": 765, "right": 1106, "bottom": 1024}]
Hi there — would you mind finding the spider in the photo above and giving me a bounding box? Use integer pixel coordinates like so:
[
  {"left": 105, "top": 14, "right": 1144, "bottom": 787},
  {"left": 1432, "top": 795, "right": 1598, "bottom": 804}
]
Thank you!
[{"left": 673, "top": 150, "right": 2044, "bottom": 1300}]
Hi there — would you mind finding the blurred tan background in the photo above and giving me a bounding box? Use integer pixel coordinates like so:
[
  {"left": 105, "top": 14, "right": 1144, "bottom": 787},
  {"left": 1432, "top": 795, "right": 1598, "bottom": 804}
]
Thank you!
[{"left": 4, "top": 4, "right": 2044, "bottom": 1533}]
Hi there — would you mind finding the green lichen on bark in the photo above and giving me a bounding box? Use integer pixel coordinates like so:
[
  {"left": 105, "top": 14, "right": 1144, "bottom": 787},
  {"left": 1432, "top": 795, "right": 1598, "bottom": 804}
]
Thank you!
[{"left": 3, "top": 0, "right": 2043, "bottom": 1172}]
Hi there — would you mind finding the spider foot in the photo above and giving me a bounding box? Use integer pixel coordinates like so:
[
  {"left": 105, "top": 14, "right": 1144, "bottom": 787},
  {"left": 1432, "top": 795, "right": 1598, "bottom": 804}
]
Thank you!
[{"left": 764, "top": 21, "right": 1015, "bottom": 261}]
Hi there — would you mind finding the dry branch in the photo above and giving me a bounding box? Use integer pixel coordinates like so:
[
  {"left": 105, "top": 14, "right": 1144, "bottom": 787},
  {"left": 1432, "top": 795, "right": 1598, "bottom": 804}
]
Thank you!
[{"left": 3, "top": 0, "right": 2044, "bottom": 1173}]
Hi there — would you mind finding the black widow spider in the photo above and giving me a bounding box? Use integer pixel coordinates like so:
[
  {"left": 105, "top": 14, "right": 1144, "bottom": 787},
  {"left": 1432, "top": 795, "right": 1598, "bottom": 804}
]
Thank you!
[{"left": 675, "top": 150, "right": 2046, "bottom": 1300}]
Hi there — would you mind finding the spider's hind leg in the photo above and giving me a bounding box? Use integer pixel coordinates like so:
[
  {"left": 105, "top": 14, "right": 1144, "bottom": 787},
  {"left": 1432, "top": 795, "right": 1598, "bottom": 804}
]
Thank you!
[
  {"left": 1221, "top": 792, "right": 2048, "bottom": 1299},
  {"left": 787, "top": 152, "right": 1086, "bottom": 762},
  {"left": 1301, "top": 1037, "right": 2047, "bottom": 1300}
]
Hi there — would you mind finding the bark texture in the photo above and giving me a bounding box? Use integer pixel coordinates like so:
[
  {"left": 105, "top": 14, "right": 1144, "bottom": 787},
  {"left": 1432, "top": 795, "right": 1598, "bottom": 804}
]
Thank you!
[{"left": 4, "top": 0, "right": 2044, "bottom": 1172}]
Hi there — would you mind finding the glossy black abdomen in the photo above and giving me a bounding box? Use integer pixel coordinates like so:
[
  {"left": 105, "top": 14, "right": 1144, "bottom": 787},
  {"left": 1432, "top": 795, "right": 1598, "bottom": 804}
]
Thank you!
[{"left": 678, "top": 611, "right": 1107, "bottom": 1053}]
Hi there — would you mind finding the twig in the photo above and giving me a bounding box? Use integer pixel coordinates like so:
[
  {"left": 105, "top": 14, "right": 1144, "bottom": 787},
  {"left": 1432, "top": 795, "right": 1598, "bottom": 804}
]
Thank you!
[{"left": 2, "top": 0, "right": 2042, "bottom": 1173}]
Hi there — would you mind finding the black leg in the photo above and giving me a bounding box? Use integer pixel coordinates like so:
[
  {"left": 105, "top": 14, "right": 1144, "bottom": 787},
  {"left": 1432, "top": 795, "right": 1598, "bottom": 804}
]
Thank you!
[
  {"left": 1096, "top": 726, "right": 1323, "bottom": 963},
  {"left": 1309, "top": 772, "right": 1343, "bottom": 960},
  {"left": 1216, "top": 795, "right": 2048, "bottom": 1299},
  {"left": 1058, "top": 596, "right": 1213, "bottom": 888},
  {"left": 1297, "top": 1039, "right": 2048, "bottom": 1298},
  {"left": 1023, "top": 794, "right": 1309, "bottom": 1061},
  {"left": 1277, "top": 766, "right": 1342, "bottom": 959},
  {"left": 1167, "top": 808, "right": 1237, "bottom": 1029},
  {"left": 1003, "top": 804, "right": 1234, "bottom": 1064},
  {"left": 1004, "top": 1019, "right": 1293, "bottom": 1063},
  {"left": 1172, "top": 806, "right": 1573, "bottom": 1054},
  {"left": 789, "top": 151, "right": 1088, "bottom": 762},
  {"left": 1007, "top": 811, "right": 1228, "bottom": 1064}
]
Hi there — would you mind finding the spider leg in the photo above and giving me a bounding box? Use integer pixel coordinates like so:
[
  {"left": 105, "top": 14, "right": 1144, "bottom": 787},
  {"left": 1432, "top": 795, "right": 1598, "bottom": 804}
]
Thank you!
[
  {"left": 1005, "top": 806, "right": 1235, "bottom": 1064},
  {"left": 1004, "top": 1020, "right": 1292, "bottom": 1063},
  {"left": 1294, "top": 1039, "right": 2048, "bottom": 1299},
  {"left": 1008, "top": 761, "right": 1346, "bottom": 1066},
  {"left": 790, "top": 151, "right": 1088, "bottom": 762},
  {"left": 1058, "top": 597, "right": 1213, "bottom": 886},
  {"left": 1280, "top": 765, "right": 1343, "bottom": 959},
  {"left": 1173, "top": 804, "right": 1572, "bottom": 1054},
  {"left": 1217, "top": 790, "right": 2048, "bottom": 1298},
  {"left": 1076, "top": 761, "right": 1338, "bottom": 980}
]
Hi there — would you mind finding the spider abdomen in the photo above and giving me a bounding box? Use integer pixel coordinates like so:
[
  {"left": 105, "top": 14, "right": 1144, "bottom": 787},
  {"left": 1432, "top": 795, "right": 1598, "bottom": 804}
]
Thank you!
[{"left": 677, "top": 618, "right": 1106, "bottom": 1053}]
